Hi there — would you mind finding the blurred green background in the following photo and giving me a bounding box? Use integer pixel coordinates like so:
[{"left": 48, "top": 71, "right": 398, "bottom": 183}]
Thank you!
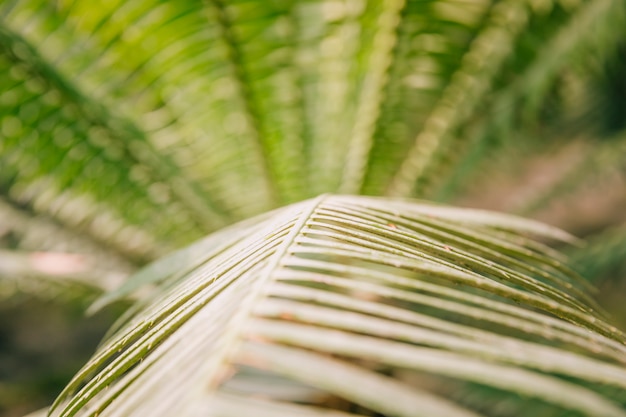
[{"left": 1, "top": 0, "right": 625, "bottom": 415}]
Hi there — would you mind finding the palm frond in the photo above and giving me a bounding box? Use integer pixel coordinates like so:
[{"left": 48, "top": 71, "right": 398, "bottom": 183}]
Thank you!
[
  {"left": 361, "top": 0, "right": 492, "bottom": 196},
  {"left": 3, "top": 0, "right": 624, "bottom": 250},
  {"left": 514, "top": 0, "right": 626, "bottom": 124},
  {"left": 0, "top": 249, "right": 124, "bottom": 298},
  {"left": 436, "top": 0, "right": 626, "bottom": 203},
  {"left": 2, "top": 1, "right": 626, "bottom": 415},
  {"left": 208, "top": 0, "right": 307, "bottom": 205},
  {"left": 49, "top": 196, "right": 626, "bottom": 417},
  {"left": 386, "top": 0, "right": 625, "bottom": 200},
  {"left": 0, "top": 195, "right": 138, "bottom": 266},
  {"left": 385, "top": 0, "right": 530, "bottom": 197},
  {"left": 338, "top": 0, "right": 405, "bottom": 194},
  {"left": 0, "top": 20, "right": 219, "bottom": 252}
]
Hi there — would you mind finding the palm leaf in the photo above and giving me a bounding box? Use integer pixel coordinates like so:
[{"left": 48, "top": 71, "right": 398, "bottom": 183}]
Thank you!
[
  {"left": 2, "top": 0, "right": 624, "bottom": 261},
  {"left": 0, "top": 195, "right": 134, "bottom": 298},
  {"left": 384, "top": 0, "right": 530, "bottom": 198},
  {"left": 49, "top": 195, "right": 626, "bottom": 417},
  {"left": 2, "top": 1, "right": 626, "bottom": 415},
  {"left": 435, "top": 0, "right": 626, "bottom": 202}
]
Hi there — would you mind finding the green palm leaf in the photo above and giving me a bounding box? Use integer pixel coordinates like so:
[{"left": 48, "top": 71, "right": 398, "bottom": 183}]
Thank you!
[
  {"left": 2, "top": 1, "right": 626, "bottom": 415},
  {"left": 1, "top": 0, "right": 625, "bottom": 256},
  {"left": 49, "top": 195, "right": 626, "bottom": 417}
]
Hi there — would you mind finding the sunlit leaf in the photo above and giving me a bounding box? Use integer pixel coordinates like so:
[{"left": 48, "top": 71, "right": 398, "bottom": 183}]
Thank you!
[{"left": 49, "top": 195, "right": 626, "bottom": 417}]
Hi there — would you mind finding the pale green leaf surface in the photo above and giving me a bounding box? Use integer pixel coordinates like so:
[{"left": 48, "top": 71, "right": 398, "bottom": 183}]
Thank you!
[
  {"left": 248, "top": 320, "right": 626, "bottom": 417},
  {"left": 207, "top": 392, "right": 367, "bottom": 417},
  {"left": 237, "top": 342, "right": 484, "bottom": 417},
  {"left": 2, "top": 2, "right": 626, "bottom": 415},
  {"left": 49, "top": 195, "right": 626, "bottom": 417},
  {"left": 88, "top": 206, "right": 284, "bottom": 313}
]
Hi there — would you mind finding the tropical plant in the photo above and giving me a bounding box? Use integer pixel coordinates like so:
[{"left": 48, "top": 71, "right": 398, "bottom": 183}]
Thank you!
[
  {"left": 1, "top": 0, "right": 625, "bottom": 416},
  {"left": 46, "top": 195, "right": 626, "bottom": 417}
]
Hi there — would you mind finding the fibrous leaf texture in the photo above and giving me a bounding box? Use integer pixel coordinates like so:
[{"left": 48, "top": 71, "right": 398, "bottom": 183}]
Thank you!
[{"left": 50, "top": 195, "right": 626, "bottom": 417}]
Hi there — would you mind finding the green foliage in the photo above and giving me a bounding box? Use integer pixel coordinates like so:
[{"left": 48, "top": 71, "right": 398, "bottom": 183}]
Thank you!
[
  {"left": 1, "top": 0, "right": 626, "bottom": 416},
  {"left": 49, "top": 196, "right": 626, "bottom": 416}
]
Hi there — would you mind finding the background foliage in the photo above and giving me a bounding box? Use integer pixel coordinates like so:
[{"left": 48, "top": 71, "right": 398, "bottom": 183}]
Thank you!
[{"left": 0, "top": 0, "right": 625, "bottom": 415}]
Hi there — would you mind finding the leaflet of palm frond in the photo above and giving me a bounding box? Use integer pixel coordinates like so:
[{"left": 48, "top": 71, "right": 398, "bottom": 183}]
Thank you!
[
  {"left": 516, "top": 0, "right": 625, "bottom": 124},
  {"left": 0, "top": 1, "right": 272, "bottom": 221},
  {"left": 0, "top": 195, "right": 136, "bottom": 271},
  {"left": 50, "top": 195, "right": 626, "bottom": 417},
  {"left": 0, "top": 199, "right": 133, "bottom": 300},
  {"left": 207, "top": 0, "right": 308, "bottom": 205},
  {"left": 429, "top": 122, "right": 498, "bottom": 203},
  {"left": 385, "top": 0, "right": 531, "bottom": 198},
  {"left": 337, "top": 0, "right": 405, "bottom": 194},
  {"left": 0, "top": 249, "right": 127, "bottom": 299},
  {"left": 0, "top": 24, "right": 224, "bottom": 250},
  {"left": 448, "top": 379, "right": 626, "bottom": 417},
  {"left": 361, "top": 0, "right": 493, "bottom": 196},
  {"left": 425, "top": 0, "right": 626, "bottom": 201},
  {"left": 0, "top": 142, "right": 168, "bottom": 261}
]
